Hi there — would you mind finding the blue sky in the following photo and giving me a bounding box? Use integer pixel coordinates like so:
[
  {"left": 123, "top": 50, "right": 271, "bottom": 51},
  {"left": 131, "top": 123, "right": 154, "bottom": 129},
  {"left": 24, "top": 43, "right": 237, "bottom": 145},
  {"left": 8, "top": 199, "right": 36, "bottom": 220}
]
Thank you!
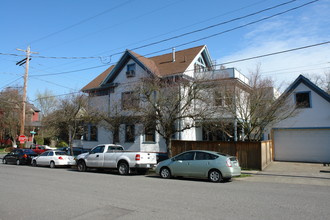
[{"left": 1, "top": 0, "right": 330, "bottom": 102}]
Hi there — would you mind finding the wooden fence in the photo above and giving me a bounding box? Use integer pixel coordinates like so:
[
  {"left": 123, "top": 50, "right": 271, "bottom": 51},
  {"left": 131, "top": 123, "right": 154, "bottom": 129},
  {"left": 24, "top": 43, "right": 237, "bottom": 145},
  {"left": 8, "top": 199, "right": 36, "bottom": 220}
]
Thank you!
[{"left": 171, "top": 140, "right": 273, "bottom": 170}]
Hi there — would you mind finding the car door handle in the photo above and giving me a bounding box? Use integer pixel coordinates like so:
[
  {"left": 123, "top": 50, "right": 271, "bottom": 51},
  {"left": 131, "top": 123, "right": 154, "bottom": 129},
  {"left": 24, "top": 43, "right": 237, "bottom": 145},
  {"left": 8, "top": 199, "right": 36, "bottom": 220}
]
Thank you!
[{"left": 96, "top": 155, "right": 99, "bottom": 157}]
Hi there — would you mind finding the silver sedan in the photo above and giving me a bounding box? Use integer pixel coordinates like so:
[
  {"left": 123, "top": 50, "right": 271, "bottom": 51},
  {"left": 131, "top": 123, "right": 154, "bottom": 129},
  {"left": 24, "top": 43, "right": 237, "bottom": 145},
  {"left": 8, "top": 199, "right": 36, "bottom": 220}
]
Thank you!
[
  {"left": 32, "top": 150, "right": 76, "bottom": 168},
  {"left": 155, "top": 150, "right": 241, "bottom": 182}
]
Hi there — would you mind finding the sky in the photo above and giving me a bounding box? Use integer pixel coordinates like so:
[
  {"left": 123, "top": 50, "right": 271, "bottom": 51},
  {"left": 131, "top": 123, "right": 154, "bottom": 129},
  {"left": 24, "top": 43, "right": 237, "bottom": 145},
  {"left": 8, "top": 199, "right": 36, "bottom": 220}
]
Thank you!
[{"left": 1, "top": 0, "right": 330, "bottom": 103}]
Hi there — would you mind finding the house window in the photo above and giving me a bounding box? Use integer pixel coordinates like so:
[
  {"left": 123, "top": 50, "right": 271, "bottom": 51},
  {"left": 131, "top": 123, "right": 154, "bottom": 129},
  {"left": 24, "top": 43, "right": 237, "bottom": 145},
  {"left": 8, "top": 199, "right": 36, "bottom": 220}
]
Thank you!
[
  {"left": 125, "top": 124, "right": 135, "bottom": 142},
  {"left": 84, "top": 124, "right": 98, "bottom": 141},
  {"left": 214, "top": 90, "right": 233, "bottom": 107},
  {"left": 113, "top": 126, "right": 120, "bottom": 143},
  {"left": 126, "top": 63, "right": 136, "bottom": 77},
  {"left": 122, "top": 91, "right": 139, "bottom": 110},
  {"left": 214, "top": 90, "right": 224, "bottom": 106},
  {"left": 295, "top": 92, "right": 311, "bottom": 108},
  {"left": 144, "top": 124, "right": 156, "bottom": 142}
]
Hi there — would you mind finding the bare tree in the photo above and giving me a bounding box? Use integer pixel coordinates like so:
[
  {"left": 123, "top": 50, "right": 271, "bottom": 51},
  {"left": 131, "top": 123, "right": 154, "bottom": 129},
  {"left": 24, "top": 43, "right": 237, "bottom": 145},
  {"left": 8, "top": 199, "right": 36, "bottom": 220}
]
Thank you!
[
  {"left": 43, "top": 93, "right": 101, "bottom": 155},
  {"left": 215, "top": 68, "right": 297, "bottom": 141},
  {"left": 35, "top": 89, "right": 58, "bottom": 118},
  {"left": 305, "top": 72, "right": 330, "bottom": 94},
  {"left": 0, "top": 88, "right": 22, "bottom": 147},
  {"left": 134, "top": 76, "right": 214, "bottom": 156}
]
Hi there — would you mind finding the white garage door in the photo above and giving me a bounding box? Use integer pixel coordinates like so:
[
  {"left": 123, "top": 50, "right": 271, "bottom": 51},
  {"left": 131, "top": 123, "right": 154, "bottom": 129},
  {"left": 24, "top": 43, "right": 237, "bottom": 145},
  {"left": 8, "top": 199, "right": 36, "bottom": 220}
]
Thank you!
[{"left": 274, "top": 129, "right": 330, "bottom": 163}]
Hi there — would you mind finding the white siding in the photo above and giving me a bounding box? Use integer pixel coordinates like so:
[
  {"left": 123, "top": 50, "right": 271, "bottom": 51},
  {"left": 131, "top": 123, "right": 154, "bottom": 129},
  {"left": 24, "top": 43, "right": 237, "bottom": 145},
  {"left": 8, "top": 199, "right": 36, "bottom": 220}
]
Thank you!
[{"left": 275, "top": 83, "right": 330, "bottom": 128}]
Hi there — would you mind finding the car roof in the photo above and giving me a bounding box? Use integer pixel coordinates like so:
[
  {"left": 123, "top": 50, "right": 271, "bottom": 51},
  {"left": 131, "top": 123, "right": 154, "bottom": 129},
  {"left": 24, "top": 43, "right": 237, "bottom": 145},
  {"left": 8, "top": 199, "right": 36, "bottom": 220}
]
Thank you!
[{"left": 179, "top": 150, "right": 231, "bottom": 157}]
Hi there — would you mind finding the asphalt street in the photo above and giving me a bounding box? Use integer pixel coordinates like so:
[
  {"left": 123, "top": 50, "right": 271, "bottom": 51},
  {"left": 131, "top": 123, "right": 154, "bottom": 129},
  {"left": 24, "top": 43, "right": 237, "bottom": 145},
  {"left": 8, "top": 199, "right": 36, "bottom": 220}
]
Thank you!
[{"left": 0, "top": 163, "right": 329, "bottom": 220}]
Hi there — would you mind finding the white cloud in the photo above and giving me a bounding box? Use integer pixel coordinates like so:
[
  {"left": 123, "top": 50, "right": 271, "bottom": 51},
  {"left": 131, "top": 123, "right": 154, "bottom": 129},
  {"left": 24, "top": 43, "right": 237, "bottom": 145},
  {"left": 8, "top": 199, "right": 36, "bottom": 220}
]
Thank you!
[{"left": 217, "top": 1, "right": 330, "bottom": 89}]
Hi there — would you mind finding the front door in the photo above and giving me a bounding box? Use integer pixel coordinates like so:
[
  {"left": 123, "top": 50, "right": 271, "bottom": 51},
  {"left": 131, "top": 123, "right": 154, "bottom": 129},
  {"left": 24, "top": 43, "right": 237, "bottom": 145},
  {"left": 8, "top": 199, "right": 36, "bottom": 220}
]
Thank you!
[
  {"left": 85, "top": 145, "right": 105, "bottom": 167},
  {"left": 38, "top": 151, "right": 50, "bottom": 165},
  {"left": 170, "top": 151, "right": 195, "bottom": 176}
]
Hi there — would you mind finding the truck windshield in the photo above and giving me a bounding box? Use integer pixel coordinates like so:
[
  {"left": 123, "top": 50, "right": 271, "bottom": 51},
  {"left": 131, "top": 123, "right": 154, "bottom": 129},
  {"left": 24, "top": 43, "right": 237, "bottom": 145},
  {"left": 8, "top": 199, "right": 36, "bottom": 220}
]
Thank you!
[{"left": 91, "top": 146, "right": 105, "bottom": 154}]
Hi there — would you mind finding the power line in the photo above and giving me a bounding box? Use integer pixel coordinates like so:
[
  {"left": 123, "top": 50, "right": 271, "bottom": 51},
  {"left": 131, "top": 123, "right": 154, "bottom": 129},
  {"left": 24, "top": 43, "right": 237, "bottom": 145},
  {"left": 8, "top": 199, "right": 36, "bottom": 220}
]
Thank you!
[
  {"left": 31, "top": 91, "right": 82, "bottom": 102},
  {"left": 25, "top": 0, "right": 134, "bottom": 46},
  {"left": 144, "top": 0, "right": 320, "bottom": 56},
  {"left": 27, "top": 39, "right": 330, "bottom": 78},
  {"left": 32, "top": 77, "right": 77, "bottom": 90},
  {"left": 0, "top": 77, "right": 23, "bottom": 90},
  {"left": 29, "top": 64, "right": 110, "bottom": 77},
  {"left": 1, "top": 0, "right": 320, "bottom": 79},
  {"left": 118, "top": 0, "right": 299, "bottom": 54},
  {"left": 98, "top": 0, "right": 272, "bottom": 55},
  {"left": 0, "top": 0, "right": 311, "bottom": 61},
  {"left": 219, "top": 40, "right": 330, "bottom": 65}
]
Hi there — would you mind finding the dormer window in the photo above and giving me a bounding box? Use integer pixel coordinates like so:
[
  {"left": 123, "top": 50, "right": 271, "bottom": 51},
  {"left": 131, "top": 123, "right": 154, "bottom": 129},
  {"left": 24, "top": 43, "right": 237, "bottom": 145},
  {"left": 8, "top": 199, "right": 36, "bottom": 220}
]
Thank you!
[{"left": 126, "top": 63, "right": 136, "bottom": 77}]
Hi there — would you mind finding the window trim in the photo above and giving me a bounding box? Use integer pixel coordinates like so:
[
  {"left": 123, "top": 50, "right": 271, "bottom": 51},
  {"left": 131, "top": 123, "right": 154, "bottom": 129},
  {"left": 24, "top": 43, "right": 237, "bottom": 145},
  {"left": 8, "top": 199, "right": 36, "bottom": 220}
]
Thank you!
[
  {"left": 121, "top": 91, "right": 139, "bottom": 110},
  {"left": 143, "top": 125, "right": 156, "bottom": 144},
  {"left": 125, "top": 124, "right": 135, "bottom": 143},
  {"left": 126, "top": 63, "right": 136, "bottom": 77}
]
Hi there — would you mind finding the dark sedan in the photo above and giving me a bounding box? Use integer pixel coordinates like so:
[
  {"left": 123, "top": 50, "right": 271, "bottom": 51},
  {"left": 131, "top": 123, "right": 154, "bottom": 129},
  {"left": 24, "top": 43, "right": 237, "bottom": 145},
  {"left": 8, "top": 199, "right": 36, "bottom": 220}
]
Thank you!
[{"left": 2, "top": 149, "right": 38, "bottom": 165}]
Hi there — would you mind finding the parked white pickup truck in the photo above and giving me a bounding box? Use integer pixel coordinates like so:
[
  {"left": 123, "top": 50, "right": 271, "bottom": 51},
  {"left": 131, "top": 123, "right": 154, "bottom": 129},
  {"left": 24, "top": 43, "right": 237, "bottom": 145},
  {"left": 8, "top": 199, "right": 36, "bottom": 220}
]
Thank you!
[{"left": 76, "top": 144, "right": 157, "bottom": 175}]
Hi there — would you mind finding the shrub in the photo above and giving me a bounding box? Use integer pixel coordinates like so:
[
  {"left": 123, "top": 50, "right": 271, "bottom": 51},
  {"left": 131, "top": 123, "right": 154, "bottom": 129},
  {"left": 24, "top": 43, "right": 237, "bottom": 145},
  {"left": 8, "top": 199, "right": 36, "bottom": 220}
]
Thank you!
[{"left": 57, "top": 141, "right": 68, "bottom": 148}]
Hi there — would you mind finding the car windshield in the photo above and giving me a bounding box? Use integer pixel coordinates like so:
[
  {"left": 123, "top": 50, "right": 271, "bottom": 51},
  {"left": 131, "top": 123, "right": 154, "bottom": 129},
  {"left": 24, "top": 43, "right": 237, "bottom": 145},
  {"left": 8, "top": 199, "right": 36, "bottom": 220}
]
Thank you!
[{"left": 55, "top": 151, "right": 67, "bottom": 156}]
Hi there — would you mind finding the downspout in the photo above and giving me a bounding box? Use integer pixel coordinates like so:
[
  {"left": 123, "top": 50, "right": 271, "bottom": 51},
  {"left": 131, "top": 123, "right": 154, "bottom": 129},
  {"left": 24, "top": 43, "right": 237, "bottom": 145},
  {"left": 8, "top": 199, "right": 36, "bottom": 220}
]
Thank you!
[{"left": 234, "top": 86, "right": 238, "bottom": 141}]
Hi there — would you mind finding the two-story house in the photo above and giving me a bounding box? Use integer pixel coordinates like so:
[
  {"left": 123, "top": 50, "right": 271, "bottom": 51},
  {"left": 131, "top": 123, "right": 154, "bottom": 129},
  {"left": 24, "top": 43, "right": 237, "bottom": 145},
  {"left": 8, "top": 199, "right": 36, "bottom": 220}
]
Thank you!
[{"left": 81, "top": 45, "right": 251, "bottom": 153}]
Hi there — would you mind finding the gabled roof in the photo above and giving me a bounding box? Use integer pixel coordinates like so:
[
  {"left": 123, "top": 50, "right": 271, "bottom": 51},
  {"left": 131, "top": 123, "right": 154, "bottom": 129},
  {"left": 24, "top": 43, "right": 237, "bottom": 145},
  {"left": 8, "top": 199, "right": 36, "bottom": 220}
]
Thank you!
[
  {"left": 82, "top": 65, "right": 115, "bottom": 91},
  {"left": 82, "top": 45, "right": 209, "bottom": 92},
  {"left": 149, "top": 45, "right": 206, "bottom": 77},
  {"left": 284, "top": 74, "right": 330, "bottom": 103}
]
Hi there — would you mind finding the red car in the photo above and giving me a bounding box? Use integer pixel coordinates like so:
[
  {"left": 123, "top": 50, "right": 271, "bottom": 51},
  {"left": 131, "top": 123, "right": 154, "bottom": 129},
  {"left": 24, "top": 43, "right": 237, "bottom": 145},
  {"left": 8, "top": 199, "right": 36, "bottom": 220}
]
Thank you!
[{"left": 30, "top": 145, "right": 48, "bottom": 155}]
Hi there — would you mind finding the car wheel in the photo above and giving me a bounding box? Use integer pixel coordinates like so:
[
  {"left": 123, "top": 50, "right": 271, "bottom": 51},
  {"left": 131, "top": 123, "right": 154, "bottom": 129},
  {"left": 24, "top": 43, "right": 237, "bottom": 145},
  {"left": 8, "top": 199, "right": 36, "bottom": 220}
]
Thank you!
[
  {"left": 3, "top": 159, "right": 7, "bottom": 164},
  {"left": 50, "top": 161, "right": 56, "bottom": 168},
  {"left": 208, "top": 169, "right": 222, "bottom": 182},
  {"left": 16, "top": 160, "right": 20, "bottom": 165},
  {"left": 160, "top": 167, "right": 172, "bottom": 179},
  {"left": 118, "top": 162, "right": 129, "bottom": 175},
  {"left": 32, "top": 160, "right": 37, "bottom": 167},
  {"left": 77, "top": 160, "right": 87, "bottom": 172}
]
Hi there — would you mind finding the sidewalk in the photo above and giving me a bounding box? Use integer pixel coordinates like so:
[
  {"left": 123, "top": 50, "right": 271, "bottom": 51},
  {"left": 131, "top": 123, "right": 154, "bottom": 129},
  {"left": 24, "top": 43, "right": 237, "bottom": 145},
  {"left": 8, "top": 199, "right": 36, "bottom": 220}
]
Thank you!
[{"left": 239, "top": 161, "right": 330, "bottom": 186}]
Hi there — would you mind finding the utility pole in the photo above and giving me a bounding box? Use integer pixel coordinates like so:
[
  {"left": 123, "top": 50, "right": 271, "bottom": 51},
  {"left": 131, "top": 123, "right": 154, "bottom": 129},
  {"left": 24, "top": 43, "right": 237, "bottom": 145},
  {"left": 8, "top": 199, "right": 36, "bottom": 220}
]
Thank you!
[{"left": 16, "top": 46, "right": 38, "bottom": 145}]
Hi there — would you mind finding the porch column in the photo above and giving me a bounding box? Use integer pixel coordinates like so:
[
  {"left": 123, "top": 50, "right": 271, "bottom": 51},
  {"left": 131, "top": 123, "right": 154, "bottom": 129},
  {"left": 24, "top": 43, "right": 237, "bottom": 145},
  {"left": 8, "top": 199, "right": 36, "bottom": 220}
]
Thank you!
[
  {"left": 241, "top": 125, "right": 245, "bottom": 141},
  {"left": 234, "top": 119, "right": 237, "bottom": 142}
]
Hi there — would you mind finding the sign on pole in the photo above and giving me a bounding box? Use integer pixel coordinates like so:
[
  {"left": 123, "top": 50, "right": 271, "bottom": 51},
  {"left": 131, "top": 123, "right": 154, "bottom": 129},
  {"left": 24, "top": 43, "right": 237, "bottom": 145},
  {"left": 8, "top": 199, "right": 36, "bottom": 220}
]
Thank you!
[{"left": 18, "top": 135, "right": 27, "bottom": 143}]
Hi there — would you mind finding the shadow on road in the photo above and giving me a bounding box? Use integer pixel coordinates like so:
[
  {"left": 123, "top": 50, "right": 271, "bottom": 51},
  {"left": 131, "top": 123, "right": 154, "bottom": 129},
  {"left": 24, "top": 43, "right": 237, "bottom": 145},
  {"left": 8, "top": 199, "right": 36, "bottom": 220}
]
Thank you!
[{"left": 255, "top": 172, "right": 330, "bottom": 180}]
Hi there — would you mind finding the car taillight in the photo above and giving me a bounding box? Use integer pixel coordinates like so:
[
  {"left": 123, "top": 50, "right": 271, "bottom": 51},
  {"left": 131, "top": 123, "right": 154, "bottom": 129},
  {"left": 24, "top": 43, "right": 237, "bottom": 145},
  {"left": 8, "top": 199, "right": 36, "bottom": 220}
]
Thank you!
[
  {"left": 226, "top": 158, "right": 232, "bottom": 167},
  {"left": 135, "top": 154, "right": 140, "bottom": 161},
  {"left": 58, "top": 157, "right": 63, "bottom": 160},
  {"left": 23, "top": 154, "right": 27, "bottom": 158}
]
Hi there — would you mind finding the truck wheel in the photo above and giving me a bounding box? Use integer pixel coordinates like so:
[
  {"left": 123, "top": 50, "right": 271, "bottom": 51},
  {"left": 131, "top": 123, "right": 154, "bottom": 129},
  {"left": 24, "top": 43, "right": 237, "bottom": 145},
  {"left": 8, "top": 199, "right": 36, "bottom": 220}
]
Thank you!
[
  {"left": 77, "top": 160, "right": 87, "bottom": 172},
  {"left": 118, "top": 162, "right": 129, "bottom": 175}
]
